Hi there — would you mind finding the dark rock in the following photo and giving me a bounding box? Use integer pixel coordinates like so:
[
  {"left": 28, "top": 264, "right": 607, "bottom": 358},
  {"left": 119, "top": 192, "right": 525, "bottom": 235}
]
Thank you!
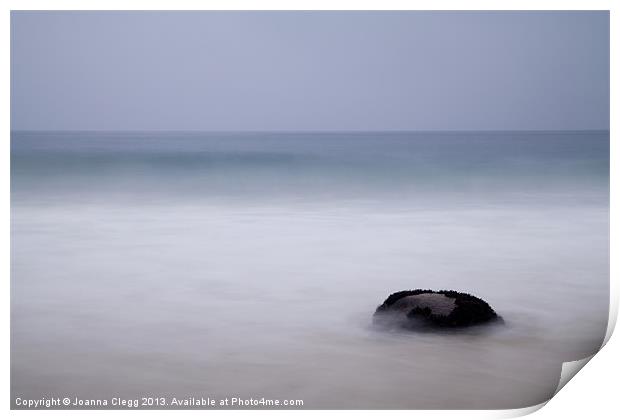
[{"left": 374, "top": 289, "right": 500, "bottom": 329}]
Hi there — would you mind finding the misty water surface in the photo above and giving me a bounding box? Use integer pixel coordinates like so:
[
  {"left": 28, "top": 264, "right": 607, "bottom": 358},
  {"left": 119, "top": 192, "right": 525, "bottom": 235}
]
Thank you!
[{"left": 11, "top": 131, "right": 609, "bottom": 409}]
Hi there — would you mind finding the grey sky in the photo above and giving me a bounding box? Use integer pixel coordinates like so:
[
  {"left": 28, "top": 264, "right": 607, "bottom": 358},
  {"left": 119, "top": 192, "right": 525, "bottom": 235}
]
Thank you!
[{"left": 11, "top": 11, "right": 609, "bottom": 131}]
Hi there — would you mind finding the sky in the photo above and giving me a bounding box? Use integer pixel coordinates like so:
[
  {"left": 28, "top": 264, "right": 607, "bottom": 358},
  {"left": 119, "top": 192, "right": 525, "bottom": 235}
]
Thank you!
[{"left": 11, "top": 11, "right": 609, "bottom": 131}]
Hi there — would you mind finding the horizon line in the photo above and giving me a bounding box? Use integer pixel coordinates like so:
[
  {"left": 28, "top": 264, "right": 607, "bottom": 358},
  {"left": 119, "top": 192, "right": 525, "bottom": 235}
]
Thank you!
[{"left": 10, "top": 128, "right": 610, "bottom": 134}]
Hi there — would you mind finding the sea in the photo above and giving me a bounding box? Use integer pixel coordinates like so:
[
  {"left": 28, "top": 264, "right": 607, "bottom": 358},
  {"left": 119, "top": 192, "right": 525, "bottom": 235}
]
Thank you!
[{"left": 11, "top": 130, "right": 609, "bottom": 409}]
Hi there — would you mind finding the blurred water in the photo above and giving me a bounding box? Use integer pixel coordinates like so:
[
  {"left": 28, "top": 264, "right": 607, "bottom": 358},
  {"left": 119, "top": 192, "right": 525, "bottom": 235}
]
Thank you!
[{"left": 11, "top": 131, "right": 609, "bottom": 409}]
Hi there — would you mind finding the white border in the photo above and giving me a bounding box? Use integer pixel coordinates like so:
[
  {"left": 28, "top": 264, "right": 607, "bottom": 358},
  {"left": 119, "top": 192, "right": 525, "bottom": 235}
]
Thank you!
[
  {"left": 2, "top": 1, "right": 616, "bottom": 419},
  {"left": 0, "top": 0, "right": 617, "bottom": 11}
]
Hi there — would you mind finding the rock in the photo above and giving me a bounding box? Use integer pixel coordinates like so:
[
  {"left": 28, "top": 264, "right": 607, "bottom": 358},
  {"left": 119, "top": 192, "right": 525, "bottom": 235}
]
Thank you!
[{"left": 374, "top": 289, "right": 500, "bottom": 329}]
